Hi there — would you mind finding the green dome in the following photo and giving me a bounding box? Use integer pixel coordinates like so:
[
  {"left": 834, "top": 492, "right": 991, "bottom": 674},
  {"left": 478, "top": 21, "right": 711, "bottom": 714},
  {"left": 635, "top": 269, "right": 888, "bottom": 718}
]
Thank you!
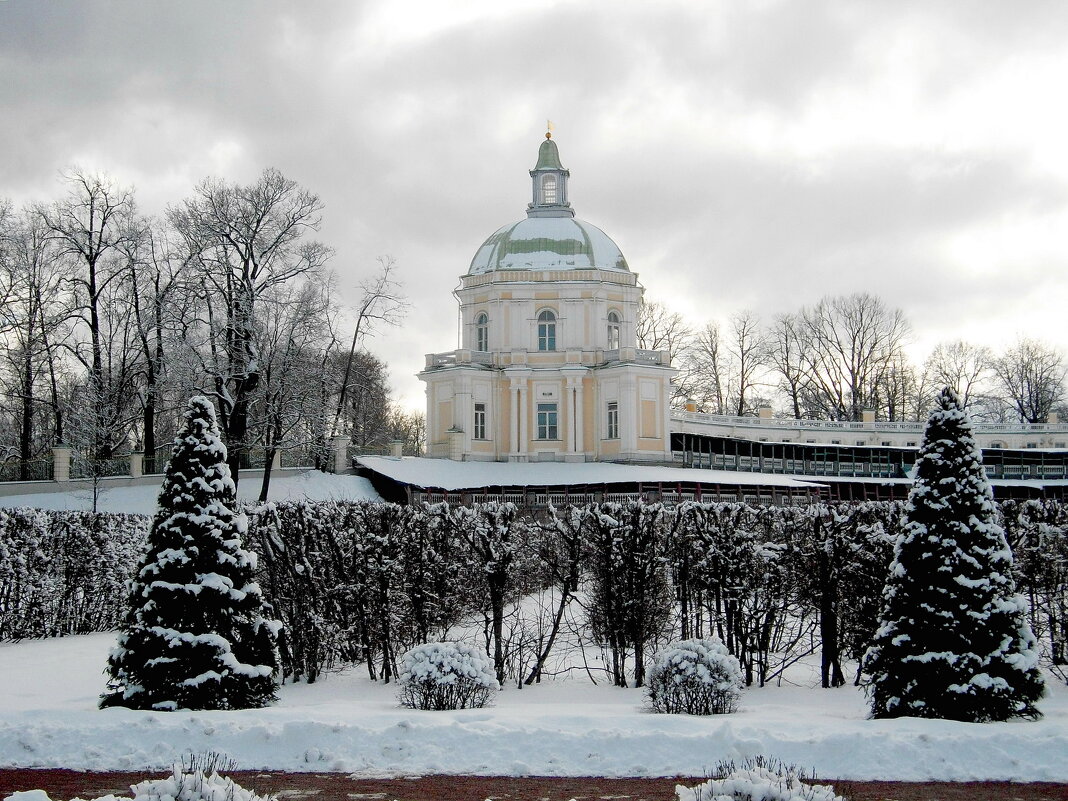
[
  {"left": 469, "top": 216, "right": 629, "bottom": 274},
  {"left": 534, "top": 137, "right": 563, "bottom": 170}
]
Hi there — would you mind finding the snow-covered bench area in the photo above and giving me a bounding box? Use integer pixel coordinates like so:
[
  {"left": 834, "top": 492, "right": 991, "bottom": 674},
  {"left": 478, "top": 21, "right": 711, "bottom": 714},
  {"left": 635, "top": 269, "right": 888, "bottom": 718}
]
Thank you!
[
  {"left": 0, "top": 632, "right": 1065, "bottom": 780},
  {"left": 0, "top": 470, "right": 379, "bottom": 515}
]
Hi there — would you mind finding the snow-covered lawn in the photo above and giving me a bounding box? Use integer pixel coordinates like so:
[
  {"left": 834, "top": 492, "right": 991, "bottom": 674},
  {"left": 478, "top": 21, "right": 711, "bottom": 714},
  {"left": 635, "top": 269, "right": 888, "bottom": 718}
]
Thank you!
[
  {"left": 1, "top": 633, "right": 1066, "bottom": 781},
  {"left": 0, "top": 470, "right": 379, "bottom": 515}
]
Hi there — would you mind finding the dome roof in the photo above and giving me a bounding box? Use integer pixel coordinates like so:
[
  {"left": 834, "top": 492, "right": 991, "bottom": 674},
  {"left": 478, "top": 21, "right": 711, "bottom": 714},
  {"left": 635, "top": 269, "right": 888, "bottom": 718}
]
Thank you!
[{"left": 468, "top": 216, "right": 630, "bottom": 275}]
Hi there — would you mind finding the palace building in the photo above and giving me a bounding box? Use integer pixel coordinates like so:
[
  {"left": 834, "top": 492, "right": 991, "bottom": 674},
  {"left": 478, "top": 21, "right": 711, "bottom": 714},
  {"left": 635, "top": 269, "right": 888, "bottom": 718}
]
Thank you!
[
  {"left": 354, "top": 135, "right": 1068, "bottom": 507},
  {"left": 418, "top": 133, "right": 675, "bottom": 464}
]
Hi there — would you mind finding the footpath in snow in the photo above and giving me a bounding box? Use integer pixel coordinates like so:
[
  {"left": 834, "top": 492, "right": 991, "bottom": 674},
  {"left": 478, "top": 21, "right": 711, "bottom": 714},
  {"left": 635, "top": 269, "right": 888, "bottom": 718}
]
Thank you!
[{"left": 1, "top": 633, "right": 1066, "bottom": 781}]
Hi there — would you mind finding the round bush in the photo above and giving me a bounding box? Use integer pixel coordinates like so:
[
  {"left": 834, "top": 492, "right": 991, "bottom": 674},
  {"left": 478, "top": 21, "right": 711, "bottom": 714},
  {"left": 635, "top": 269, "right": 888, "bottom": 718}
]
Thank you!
[
  {"left": 646, "top": 637, "right": 743, "bottom": 715},
  {"left": 398, "top": 641, "right": 500, "bottom": 710}
]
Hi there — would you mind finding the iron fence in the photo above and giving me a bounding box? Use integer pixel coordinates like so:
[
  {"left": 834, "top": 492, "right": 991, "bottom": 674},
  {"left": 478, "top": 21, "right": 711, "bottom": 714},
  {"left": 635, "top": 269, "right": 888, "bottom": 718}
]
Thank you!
[{"left": 0, "top": 458, "right": 54, "bottom": 482}]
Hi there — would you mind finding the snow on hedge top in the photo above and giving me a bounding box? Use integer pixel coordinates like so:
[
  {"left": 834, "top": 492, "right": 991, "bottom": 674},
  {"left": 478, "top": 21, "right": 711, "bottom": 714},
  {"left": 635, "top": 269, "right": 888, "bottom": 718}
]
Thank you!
[{"left": 356, "top": 456, "right": 819, "bottom": 491}]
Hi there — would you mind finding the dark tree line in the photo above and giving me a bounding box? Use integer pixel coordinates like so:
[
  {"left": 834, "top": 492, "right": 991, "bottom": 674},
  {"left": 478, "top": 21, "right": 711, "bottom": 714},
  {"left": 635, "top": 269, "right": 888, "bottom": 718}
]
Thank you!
[
  {"left": 646, "top": 293, "right": 1068, "bottom": 423},
  {"left": 0, "top": 170, "right": 416, "bottom": 495}
]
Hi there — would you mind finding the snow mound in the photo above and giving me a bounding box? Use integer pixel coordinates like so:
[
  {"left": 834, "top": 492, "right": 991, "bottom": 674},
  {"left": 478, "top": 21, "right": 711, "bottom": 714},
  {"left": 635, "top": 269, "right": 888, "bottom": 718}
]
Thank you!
[
  {"left": 1, "top": 769, "right": 271, "bottom": 801},
  {"left": 677, "top": 766, "right": 845, "bottom": 801}
]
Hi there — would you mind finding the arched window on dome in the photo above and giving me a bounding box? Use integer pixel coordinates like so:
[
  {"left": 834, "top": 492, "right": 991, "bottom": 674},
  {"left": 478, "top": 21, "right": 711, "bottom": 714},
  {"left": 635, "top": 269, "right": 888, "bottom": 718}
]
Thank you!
[
  {"left": 541, "top": 174, "right": 557, "bottom": 205},
  {"left": 475, "top": 312, "right": 489, "bottom": 352},
  {"left": 607, "top": 310, "right": 621, "bottom": 350},
  {"left": 537, "top": 309, "right": 557, "bottom": 351}
]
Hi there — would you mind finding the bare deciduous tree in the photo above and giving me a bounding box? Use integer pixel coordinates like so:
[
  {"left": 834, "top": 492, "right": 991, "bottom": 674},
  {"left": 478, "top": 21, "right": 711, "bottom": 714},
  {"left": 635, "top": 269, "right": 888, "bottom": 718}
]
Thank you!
[
  {"left": 0, "top": 207, "right": 69, "bottom": 473},
  {"left": 726, "top": 309, "right": 771, "bottom": 416},
  {"left": 785, "top": 293, "right": 911, "bottom": 421},
  {"left": 677, "top": 321, "right": 727, "bottom": 412},
  {"left": 993, "top": 338, "right": 1067, "bottom": 423},
  {"left": 45, "top": 170, "right": 143, "bottom": 458},
  {"left": 770, "top": 313, "right": 806, "bottom": 419},
  {"left": 636, "top": 298, "right": 691, "bottom": 360},
  {"left": 170, "top": 167, "right": 332, "bottom": 484},
  {"left": 925, "top": 339, "right": 993, "bottom": 412},
  {"left": 332, "top": 256, "right": 408, "bottom": 437}
]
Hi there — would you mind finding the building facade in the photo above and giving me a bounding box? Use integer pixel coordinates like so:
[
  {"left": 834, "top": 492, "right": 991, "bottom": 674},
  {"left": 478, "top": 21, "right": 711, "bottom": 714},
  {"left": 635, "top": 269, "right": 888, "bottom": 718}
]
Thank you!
[
  {"left": 420, "top": 134, "right": 675, "bottom": 463},
  {"left": 406, "top": 134, "right": 1068, "bottom": 503}
]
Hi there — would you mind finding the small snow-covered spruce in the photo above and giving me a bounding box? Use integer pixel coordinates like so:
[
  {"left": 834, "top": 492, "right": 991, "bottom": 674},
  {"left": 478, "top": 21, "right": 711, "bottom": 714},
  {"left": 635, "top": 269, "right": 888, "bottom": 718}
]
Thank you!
[
  {"left": 397, "top": 641, "right": 500, "bottom": 710},
  {"left": 128, "top": 766, "right": 270, "bottom": 801},
  {"left": 647, "top": 637, "right": 743, "bottom": 715},
  {"left": 101, "top": 396, "right": 281, "bottom": 711},
  {"left": 862, "top": 387, "right": 1044, "bottom": 721},
  {"left": 677, "top": 757, "right": 845, "bottom": 801}
]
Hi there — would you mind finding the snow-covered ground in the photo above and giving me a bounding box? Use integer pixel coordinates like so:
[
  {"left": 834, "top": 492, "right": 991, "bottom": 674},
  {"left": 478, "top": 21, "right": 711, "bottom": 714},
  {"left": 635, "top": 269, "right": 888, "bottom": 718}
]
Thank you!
[
  {"left": 1, "top": 633, "right": 1066, "bottom": 781},
  {"left": 0, "top": 470, "right": 380, "bottom": 515}
]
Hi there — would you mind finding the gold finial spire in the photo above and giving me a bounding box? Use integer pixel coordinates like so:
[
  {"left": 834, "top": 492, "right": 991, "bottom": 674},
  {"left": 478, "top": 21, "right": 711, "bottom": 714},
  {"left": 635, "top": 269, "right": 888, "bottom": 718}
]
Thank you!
[{"left": 546, "top": 119, "right": 554, "bottom": 139}]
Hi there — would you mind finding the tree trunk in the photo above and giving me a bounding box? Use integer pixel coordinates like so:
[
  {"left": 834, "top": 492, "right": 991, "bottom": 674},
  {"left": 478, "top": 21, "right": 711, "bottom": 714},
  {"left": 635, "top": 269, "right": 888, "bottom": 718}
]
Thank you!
[
  {"left": 525, "top": 585, "right": 572, "bottom": 685},
  {"left": 19, "top": 346, "right": 33, "bottom": 480},
  {"left": 489, "top": 578, "right": 506, "bottom": 685}
]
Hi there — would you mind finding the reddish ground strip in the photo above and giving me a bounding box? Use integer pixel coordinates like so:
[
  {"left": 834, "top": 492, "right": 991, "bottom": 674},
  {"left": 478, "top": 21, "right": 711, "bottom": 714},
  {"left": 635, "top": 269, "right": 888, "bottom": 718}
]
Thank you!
[{"left": 1, "top": 771, "right": 1067, "bottom": 801}]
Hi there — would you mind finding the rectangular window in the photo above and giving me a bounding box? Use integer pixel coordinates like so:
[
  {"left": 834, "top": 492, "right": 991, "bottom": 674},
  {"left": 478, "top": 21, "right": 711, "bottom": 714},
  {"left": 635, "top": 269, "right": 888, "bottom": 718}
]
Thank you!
[
  {"left": 607, "top": 401, "right": 619, "bottom": 439},
  {"left": 473, "top": 403, "right": 486, "bottom": 440},
  {"left": 537, "top": 402, "right": 558, "bottom": 440},
  {"left": 538, "top": 321, "right": 556, "bottom": 351}
]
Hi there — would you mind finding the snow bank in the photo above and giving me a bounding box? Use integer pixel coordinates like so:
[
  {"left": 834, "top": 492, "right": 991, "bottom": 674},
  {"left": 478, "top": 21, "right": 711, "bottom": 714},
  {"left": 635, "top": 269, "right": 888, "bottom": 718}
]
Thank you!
[
  {"left": 0, "top": 470, "right": 380, "bottom": 516},
  {"left": 3, "top": 768, "right": 271, "bottom": 801},
  {"left": 0, "top": 633, "right": 1066, "bottom": 780}
]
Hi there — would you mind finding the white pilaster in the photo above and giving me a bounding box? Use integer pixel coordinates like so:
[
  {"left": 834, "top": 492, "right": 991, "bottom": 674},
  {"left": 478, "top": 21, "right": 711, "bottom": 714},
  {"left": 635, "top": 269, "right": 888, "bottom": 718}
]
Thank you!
[{"left": 620, "top": 376, "right": 638, "bottom": 458}]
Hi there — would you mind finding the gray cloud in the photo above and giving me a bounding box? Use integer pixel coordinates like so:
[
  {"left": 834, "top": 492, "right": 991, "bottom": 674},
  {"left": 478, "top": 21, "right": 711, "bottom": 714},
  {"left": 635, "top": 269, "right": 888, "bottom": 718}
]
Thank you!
[{"left": 2, "top": 0, "right": 1067, "bottom": 407}]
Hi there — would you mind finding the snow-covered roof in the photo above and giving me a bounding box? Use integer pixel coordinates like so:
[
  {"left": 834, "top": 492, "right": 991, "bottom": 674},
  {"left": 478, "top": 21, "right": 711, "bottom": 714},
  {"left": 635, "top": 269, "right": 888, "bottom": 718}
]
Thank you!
[
  {"left": 356, "top": 456, "right": 819, "bottom": 491},
  {"left": 468, "top": 217, "right": 629, "bottom": 274}
]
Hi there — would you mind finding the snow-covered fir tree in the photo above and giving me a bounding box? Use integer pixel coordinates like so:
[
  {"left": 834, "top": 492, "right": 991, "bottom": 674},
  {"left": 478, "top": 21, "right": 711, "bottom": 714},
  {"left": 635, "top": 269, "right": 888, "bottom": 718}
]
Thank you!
[
  {"left": 101, "top": 396, "right": 281, "bottom": 710},
  {"left": 863, "top": 387, "right": 1044, "bottom": 721}
]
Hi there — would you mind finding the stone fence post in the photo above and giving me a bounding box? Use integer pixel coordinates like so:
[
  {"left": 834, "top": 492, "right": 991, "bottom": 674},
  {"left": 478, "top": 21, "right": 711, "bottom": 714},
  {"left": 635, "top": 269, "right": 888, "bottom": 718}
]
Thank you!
[
  {"left": 330, "top": 435, "right": 351, "bottom": 473},
  {"left": 52, "top": 445, "right": 72, "bottom": 482}
]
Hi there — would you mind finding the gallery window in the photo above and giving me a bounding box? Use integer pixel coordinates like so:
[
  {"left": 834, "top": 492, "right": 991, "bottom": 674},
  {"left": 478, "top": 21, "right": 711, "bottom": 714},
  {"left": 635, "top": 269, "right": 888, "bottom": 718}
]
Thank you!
[
  {"left": 475, "top": 312, "right": 489, "bottom": 352},
  {"left": 606, "top": 401, "right": 619, "bottom": 440},
  {"left": 607, "top": 310, "right": 621, "bottom": 350},
  {"left": 537, "top": 309, "right": 557, "bottom": 351},
  {"left": 473, "top": 403, "right": 486, "bottom": 440},
  {"left": 537, "top": 402, "right": 558, "bottom": 440}
]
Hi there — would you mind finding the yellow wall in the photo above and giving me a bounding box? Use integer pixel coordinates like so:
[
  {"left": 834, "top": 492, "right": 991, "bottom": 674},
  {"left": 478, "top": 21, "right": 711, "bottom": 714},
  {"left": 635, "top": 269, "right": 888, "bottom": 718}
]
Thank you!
[{"left": 640, "top": 399, "right": 658, "bottom": 439}]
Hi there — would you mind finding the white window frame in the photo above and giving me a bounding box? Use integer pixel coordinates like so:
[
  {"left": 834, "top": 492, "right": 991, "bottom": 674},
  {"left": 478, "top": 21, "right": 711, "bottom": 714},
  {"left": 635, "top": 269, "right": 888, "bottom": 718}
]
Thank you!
[
  {"left": 606, "top": 401, "right": 619, "bottom": 440},
  {"left": 537, "top": 402, "right": 559, "bottom": 440},
  {"left": 537, "top": 309, "right": 557, "bottom": 351},
  {"left": 473, "top": 402, "right": 487, "bottom": 440},
  {"left": 606, "top": 310, "right": 621, "bottom": 350},
  {"left": 475, "top": 312, "right": 489, "bottom": 352}
]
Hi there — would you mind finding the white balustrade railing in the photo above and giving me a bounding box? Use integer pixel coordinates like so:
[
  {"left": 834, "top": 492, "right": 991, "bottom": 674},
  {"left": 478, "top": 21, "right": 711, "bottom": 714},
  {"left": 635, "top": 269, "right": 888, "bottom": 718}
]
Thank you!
[{"left": 671, "top": 410, "right": 1067, "bottom": 436}]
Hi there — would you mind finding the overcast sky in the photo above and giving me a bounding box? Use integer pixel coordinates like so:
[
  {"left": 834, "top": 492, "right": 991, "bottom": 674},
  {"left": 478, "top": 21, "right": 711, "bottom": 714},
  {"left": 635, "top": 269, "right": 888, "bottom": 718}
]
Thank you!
[{"left": 3, "top": 0, "right": 1067, "bottom": 410}]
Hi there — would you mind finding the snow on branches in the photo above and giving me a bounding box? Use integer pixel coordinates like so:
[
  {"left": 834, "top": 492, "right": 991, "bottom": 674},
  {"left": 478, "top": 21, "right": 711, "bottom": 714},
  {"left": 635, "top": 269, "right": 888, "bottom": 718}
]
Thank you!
[
  {"left": 101, "top": 396, "right": 280, "bottom": 711},
  {"left": 863, "top": 387, "right": 1045, "bottom": 721}
]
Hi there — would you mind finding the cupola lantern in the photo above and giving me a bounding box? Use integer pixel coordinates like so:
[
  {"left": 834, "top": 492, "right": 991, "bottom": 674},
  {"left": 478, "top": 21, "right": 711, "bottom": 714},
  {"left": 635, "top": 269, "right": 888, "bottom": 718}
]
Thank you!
[{"left": 528, "top": 132, "right": 573, "bottom": 218}]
